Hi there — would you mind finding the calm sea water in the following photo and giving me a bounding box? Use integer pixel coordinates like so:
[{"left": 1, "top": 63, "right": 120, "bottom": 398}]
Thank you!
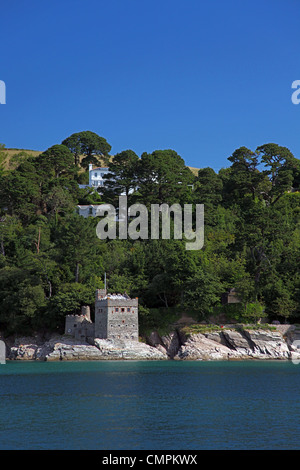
[{"left": 0, "top": 360, "right": 300, "bottom": 450}]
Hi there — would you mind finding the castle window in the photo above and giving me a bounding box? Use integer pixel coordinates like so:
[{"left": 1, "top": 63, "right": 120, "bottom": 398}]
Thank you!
[
  {"left": 121, "top": 308, "right": 125, "bottom": 312},
  {"left": 115, "top": 308, "right": 119, "bottom": 312},
  {"left": 122, "top": 320, "right": 125, "bottom": 323},
  {"left": 127, "top": 308, "right": 130, "bottom": 312}
]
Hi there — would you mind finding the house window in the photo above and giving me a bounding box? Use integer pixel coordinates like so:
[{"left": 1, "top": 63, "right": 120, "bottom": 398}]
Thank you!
[
  {"left": 94, "top": 172, "right": 97, "bottom": 177},
  {"left": 127, "top": 308, "right": 130, "bottom": 312}
]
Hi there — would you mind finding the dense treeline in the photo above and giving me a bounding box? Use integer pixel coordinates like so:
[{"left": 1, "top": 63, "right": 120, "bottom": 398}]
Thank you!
[{"left": 0, "top": 132, "right": 299, "bottom": 335}]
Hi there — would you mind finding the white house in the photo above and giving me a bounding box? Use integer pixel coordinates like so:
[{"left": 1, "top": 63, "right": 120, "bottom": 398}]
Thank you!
[
  {"left": 88, "top": 164, "right": 110, "bottom": 188},
  {"left": 78, "top": 164, "right": 110, "bottom": 190}
]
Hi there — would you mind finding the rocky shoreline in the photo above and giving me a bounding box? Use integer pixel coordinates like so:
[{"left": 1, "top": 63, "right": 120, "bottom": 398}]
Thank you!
[{"left": 3, "top": 324, "right": 300, "bottom": 362}]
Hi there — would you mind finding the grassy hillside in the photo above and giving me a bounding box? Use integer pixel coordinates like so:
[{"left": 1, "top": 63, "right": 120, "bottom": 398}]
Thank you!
[
  {"left": 1, "top": 148, "right": 42, "bottom": 170},
  {"left": 188, "top": 166, "right": 200, "bottom": 176}
]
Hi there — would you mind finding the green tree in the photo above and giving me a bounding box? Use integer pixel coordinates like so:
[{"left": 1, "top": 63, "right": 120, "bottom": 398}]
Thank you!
[
  {"left": 48, "top": 282, "right": 95, "bottom": 329},
  {"left": 137, "top": 149, "right": 195, "bottom": 206},
  {"left": 0, "top": 169, "right": 40, "bottom": 223},
  {"left": 36, "top": 144, "right": 75, "bottom": 179},
  {"left": 102, "top": 149, "right": 140, "bottom": 202},
  {"left": 62, "top": 131, "right": 111, "bottom": 168},
  {"left": 53, "top": 215, "right": 102, "bottom": 283},
  {"left": 0, "top": 266, "right": 47, "bottom": 334},
  {"left": 183, "top": 268, "right": 223, "bottom": 314},
  {"left": 224, "top": 146, "right": 268, "bottom": 204},
  {"left": 256, "top": 143, "right": 295, "bottom": 204}
]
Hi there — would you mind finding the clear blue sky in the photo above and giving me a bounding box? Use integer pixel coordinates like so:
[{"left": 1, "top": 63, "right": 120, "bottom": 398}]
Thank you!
[{"left": 1, "top": 0, "right": 299, "bottom": 171}]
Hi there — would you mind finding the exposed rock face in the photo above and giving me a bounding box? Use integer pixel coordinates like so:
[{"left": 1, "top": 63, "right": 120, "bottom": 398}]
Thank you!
[
  {"left": 5, "top": 325, "right": 300, "bottom": 362},
  {"left": 175, "top": 333, "right": 241, "bottom": 361},
  {"left": 9, "top": 336, "right": 45, "bottom": 361},
  {"left": 175, "top": 327, "right": 295, "bottom": 360},
  {"left": 94, "top": 338, "right": 167, "bottom": 360},
  {"left": 243, "top": 329, "right": 290, "bottom": 359},
  {"left": 8, "top": 335, "right": 167, "bottom": 361},
  {"left": 147, "top": 330, "right": 182, "bottom": 359},
  {"left": 148, "top": 326, "right": 300, "bottom": 361}
]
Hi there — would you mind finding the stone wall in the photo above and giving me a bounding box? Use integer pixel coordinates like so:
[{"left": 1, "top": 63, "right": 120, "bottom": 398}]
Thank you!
[
  {"left": 65, "top": 315, "right": 94, "bottom": 341},
  {"left": 95, "top": 298, "right": 138, "bottom": 341}
]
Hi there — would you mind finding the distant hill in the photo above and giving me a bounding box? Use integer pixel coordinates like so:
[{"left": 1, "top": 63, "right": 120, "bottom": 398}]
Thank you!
[{"left": 1, "top": 148, "right": 200, "bottom": 175}]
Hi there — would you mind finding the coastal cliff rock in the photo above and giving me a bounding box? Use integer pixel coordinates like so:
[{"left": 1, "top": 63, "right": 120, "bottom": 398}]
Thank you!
[
  {"left": 5, "top": 325, "right": 300, "bottom": 361},
  {"left": 8, "top": 335, "right": 167, "bottom": 361},
  {"left": 243, "top": 328, "right": 290, "bottom": 358},
  {"left": 147, "top": 331, "right": 181, "bottom": 359},
  {"left": 93, "top": 338, "right": 167, "bottom": 360},
  {"left": 175, "top": 332, "right": 241, "bottom": 360},
  {"left": 175, "top": 327, "right": 295, "bottom": 360}
]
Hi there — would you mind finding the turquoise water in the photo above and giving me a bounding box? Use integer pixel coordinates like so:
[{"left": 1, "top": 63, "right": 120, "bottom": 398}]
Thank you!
[{"left": 0, "top": 360, "right": 300, "bottom": 450}]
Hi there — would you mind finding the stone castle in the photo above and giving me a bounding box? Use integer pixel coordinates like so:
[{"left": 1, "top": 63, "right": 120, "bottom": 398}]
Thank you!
[{"left": 65, "top": 289, "right": 139, "bottom": 342}]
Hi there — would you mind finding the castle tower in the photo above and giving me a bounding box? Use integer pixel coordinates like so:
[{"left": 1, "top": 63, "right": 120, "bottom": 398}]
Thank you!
[{"left": 94, "top": 291, "right": 139, "bottom": 341}]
